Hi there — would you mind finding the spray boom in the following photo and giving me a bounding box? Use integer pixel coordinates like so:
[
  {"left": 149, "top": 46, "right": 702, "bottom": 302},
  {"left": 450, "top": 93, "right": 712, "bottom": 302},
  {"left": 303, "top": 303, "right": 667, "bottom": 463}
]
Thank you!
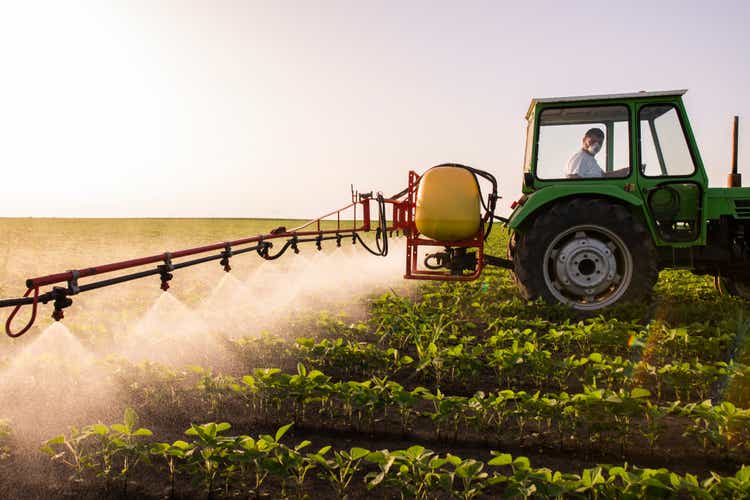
[{"left": 0, "top": 165, "right": 505, "bottom": 338}]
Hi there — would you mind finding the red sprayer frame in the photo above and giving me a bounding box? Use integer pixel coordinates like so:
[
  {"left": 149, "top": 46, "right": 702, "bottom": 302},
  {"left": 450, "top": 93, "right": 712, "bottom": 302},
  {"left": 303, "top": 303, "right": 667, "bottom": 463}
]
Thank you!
[
  {"left": 0, "top": 167, "right": 503, "bottom": 338},
  {"left": 402, "top": 170, "right": 486, "bottom": 281}
]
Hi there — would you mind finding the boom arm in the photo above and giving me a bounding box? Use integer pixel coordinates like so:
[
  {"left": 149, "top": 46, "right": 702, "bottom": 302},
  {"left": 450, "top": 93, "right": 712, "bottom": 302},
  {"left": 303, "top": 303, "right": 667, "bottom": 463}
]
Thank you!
[{"left": 0, "top": 191, "right": 410, "bottom": 338}]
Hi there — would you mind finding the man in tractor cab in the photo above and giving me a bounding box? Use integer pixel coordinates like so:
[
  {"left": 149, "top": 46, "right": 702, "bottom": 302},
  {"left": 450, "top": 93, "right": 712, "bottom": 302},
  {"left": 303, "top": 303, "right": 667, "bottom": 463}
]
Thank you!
[
  {"left": 565, "top": 128, "right": 629, "bottom": 178},
  {"left": 565, "top": 128, "right": 606, "bottom": 178}
]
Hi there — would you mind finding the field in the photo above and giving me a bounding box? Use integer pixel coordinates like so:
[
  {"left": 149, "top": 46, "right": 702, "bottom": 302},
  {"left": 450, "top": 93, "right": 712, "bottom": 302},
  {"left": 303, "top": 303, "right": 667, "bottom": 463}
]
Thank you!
[{"left": 1, "top": 218, "right": 750, "bottom": 498}]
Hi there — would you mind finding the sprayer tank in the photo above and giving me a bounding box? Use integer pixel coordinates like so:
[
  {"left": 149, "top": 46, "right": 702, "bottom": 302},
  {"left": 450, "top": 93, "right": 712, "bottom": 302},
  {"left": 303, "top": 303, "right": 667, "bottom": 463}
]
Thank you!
[{"left": 415, "top": 166, "right": 481, "bottom": 241}]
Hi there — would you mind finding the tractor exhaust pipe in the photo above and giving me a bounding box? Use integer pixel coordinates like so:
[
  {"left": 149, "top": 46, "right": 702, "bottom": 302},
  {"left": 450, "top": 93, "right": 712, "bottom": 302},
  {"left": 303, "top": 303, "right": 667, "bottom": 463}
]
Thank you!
[{"left": 728, "top": 115, "right": 742, "bottom": 187}]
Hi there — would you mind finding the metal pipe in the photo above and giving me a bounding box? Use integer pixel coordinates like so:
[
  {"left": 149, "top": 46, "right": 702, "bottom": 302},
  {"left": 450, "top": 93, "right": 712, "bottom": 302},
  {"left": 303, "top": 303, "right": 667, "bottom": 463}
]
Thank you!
[
  {"left": 24, "top": 223, "right": 380, "bottom": 289},
  {"left": 733, "top": 115, "right": 739, "bottom": 175},
  {"left": 728, "top": 115, "right": 742, "bottom": 187}
]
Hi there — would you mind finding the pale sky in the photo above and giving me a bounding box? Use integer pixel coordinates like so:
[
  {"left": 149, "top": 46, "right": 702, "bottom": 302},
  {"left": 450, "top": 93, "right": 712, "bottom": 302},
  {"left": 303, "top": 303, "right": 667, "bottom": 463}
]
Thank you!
[{"left": 0, "top": 0, "right": 748, "bottom": 218}]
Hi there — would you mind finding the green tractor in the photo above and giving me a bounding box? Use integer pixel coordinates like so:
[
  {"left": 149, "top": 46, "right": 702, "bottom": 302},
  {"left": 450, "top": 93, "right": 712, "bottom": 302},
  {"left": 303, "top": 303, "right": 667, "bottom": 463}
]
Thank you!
[{"left": 505, "top": 89, "right": 749, "bottom": 310}]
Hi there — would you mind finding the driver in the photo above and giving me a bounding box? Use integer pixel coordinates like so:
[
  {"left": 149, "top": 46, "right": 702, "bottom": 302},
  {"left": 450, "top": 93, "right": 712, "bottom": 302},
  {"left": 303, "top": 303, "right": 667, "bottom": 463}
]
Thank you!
[{"left": 566, "top": 128, "right": 606, "bottom": 178}]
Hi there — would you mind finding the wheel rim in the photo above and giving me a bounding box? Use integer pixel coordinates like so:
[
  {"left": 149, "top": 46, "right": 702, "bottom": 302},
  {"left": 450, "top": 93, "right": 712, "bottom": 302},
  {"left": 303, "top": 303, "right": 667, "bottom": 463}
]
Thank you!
[{"left": 542, "top": 225, "right": 633, "bottom": 310}]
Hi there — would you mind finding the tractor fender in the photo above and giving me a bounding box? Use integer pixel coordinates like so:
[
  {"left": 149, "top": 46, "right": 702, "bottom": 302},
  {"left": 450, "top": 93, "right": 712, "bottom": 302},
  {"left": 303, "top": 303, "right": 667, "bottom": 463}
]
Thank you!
[{"left": 507, "top": 185, "right": 646, "bottom": 231}]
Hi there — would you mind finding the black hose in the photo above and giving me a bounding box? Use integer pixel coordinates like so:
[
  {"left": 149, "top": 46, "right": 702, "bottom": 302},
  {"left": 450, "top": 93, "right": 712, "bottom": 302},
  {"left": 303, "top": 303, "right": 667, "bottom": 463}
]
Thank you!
[
  {"left": 355, "top": 193, "right": 389, "bottom": 257},
  {"left": 389, "top": 186, "right": 410, "bottom": 200},
  {"left": 257, "top": 240, "right": 293, "bottom": 260},
  {"left": 465, "top": 166, "right": 499, "bottom": 241}
]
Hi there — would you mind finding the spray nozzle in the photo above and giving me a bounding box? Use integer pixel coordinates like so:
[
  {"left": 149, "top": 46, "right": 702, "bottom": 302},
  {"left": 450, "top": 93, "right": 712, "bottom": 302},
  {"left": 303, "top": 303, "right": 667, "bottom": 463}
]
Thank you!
[
  {"left": 291, "top": 237, "right": 299, "bottom": 254},
  {"left": 336, "top": 234, "right": 342, "bottom": 247},
  {"left": 315, "top": 235, "right": 323, "bottom": 251},
  {"left": 159, "top": 272, "right": 173, "bottom": 291},
  {"left": 220, "top": 258, "right": 231, "bottom": 272},
  {"left": 51, "top": 286, "right": 73, "bottom": 321}
]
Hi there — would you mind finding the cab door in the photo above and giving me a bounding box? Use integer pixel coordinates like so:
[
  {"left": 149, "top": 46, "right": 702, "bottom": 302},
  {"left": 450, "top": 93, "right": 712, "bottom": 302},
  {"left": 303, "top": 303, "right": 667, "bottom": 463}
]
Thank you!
[{"left": 635, "top": 103, "right": 706, "bottom": 244}]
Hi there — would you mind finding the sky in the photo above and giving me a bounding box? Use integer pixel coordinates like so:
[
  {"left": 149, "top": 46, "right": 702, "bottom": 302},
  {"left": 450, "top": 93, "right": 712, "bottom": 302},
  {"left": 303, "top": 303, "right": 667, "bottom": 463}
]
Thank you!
[{"left": 0, "top": 0, "right": 748, "bottom": 218}]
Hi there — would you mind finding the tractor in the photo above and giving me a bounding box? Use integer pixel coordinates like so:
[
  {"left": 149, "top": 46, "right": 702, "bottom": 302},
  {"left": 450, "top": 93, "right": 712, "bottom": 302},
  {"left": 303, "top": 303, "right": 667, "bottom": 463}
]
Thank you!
[
  {"left": 2, "top": 89, "right": 748, "bottom": 336},
  {"left": 504, "top": 89, "right": 749, "bottom": 309}
]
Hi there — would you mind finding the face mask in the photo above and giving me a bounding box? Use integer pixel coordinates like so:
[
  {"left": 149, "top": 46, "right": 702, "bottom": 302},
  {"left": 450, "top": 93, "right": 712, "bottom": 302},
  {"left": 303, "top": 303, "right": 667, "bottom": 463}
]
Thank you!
[{"left": 587, "top": 142, "right": 602, "bottom": 155}]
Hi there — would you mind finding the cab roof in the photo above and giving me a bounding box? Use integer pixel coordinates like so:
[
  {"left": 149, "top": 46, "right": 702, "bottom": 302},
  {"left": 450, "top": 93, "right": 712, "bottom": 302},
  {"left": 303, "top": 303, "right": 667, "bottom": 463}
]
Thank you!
[{"left": 526, "top": 89, "right": 687, "bottom": 119}]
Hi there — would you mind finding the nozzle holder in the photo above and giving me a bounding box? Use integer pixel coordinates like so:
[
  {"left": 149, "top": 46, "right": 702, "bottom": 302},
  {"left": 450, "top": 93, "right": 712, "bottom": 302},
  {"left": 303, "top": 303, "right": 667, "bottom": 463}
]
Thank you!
[
  {"left": 50, "top": 286, "right": 73, "bottom": 321},
  {"left": 315, "top": 234, "right": 323, "bottom": 251},
  {"left": 291, "top": 236, "right": 299, "bottom": 254},
  {"left": 158, "top": 252, "right": 174, "bottom": 291},
  {"left": 336, "top": 234, "right": 342, "bottom": 247},
  {"left": 257, "top": 240, "right": 272, "bottom": 259},
  {"left": 220, "top": 244, "right": 233, "bottom": 272}
]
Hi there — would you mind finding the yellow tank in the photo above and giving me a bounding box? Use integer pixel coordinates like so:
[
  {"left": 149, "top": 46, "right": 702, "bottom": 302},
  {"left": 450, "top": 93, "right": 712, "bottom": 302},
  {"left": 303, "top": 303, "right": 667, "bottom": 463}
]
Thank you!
[{"left": 415, "top": 165, "right": 481, "bottom": 241}]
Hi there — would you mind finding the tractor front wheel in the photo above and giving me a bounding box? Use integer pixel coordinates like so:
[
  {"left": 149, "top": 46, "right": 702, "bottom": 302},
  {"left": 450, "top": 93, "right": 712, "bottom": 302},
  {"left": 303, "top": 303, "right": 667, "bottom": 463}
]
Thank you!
[{"left": 513, "top": 199, "right": 658, "bottom": 311}]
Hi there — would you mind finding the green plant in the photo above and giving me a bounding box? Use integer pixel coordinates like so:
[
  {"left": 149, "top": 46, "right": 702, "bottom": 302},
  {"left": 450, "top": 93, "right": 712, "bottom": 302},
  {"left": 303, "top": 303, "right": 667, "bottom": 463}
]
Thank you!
[
  {"left": 183, "top": 422, "right": 234, "bottom": 496},
  {"left": 42, "top": 426, "right": 99, "bottom": 482},
  {"left": 151, "top": 440, "right": 193, "bottom": 499},
  {"left": 444, "top": 455, "right": 491, "bottom": 499},
  {"left": 366, "top": 445, "right": 443, "bottom": 500},
  {"left": 41, "top": 408, "right": 152, "bottom": 494},
  {"left": 230, "top": 432, "right": 282, "bottom": 498},
  {"left": 312, "top": 447, "right": 369, "bottom": 499}
]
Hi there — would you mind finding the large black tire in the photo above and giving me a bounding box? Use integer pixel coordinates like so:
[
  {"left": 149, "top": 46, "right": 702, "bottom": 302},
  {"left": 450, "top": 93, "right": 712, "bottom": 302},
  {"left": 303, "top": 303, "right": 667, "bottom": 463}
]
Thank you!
[
  {"left": 512, "top": 198, "right": 658, "bottom": 311},
  {"left": 507, "top": 230, "right": 521, "bottom": 288},
  {"left": 507, "top": 231, "right": 517, "bottom": 260},
  {"left": 715, "top": 276, "right": 750, "bottom": 300}
]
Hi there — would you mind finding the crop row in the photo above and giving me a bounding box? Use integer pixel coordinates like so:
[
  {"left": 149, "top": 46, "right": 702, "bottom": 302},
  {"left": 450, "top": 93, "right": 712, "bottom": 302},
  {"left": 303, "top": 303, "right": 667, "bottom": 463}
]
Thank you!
[
  {"left": 373, "top": 294, "right": 744, "bottom": 363},
  {"left": 293, "top": 334, "right": 747, "bottom": 402},
  {"left": 242, "top": 366, "right": 750, "bottom": 457},
  {"left": 42, "top": 410, "right": 750, "bottom": 499},
  {"left": 120, "top": 363, "right": 750, "bottom": 461},
  {"left": 371, "top": 273, "right": 750, "bottom": 357}
]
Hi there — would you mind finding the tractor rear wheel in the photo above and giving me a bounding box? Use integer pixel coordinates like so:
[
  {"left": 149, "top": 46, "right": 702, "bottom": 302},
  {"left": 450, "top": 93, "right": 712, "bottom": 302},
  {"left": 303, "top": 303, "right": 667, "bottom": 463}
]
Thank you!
[
  {"left": 513, "top": 199, "right": 658, "bottom": 311},
  {"left": 715, "top": 276, "right": 750, "bottom": 300}
]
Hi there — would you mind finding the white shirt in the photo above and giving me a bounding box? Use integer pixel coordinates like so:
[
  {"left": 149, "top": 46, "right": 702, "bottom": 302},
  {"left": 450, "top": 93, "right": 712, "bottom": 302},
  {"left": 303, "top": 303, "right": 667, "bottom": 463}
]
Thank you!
[{"left": 566, "top": 150, "right": 604, "bottom": 178}]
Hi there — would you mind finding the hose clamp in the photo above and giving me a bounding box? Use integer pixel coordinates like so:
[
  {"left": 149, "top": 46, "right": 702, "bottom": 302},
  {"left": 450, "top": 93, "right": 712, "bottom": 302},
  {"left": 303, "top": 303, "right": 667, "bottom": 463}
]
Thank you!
[{"left": 67, "top": 270, "right": 80, "bottom": 295}]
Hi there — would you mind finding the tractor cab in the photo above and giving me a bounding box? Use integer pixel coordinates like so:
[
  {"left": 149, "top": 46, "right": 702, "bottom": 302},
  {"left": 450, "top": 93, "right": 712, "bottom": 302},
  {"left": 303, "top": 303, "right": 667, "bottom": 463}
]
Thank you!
[{"left": 516, "top": 90, "right": 708, "bottom": 246}]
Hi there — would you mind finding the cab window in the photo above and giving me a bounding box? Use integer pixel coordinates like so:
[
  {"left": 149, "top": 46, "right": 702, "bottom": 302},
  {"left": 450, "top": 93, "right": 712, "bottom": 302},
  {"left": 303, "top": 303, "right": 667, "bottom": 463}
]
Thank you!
[
  {"left": 535, "top": 105, "right": 630, "bottom": 180},
  {"left": 639, "top": 105, "right": 696, "bottom": 177}
]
